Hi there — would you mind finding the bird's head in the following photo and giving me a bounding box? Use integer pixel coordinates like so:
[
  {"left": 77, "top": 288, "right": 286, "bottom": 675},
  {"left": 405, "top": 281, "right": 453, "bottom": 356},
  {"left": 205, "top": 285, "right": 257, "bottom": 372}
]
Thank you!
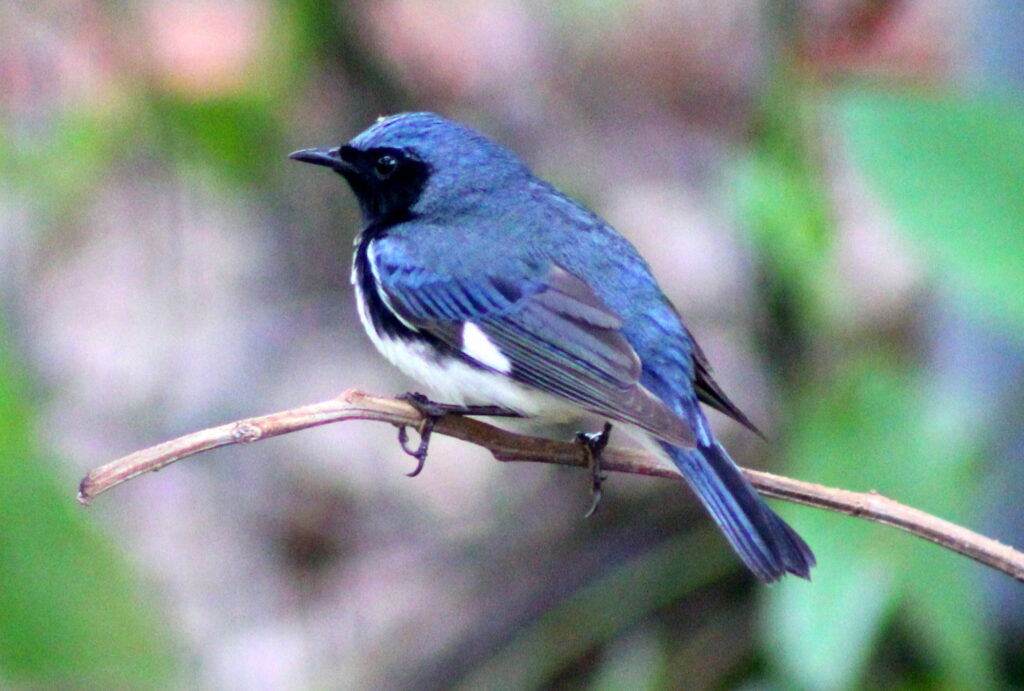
[{"left": 290, "top": 112, "right": 529, "bottom": 226}]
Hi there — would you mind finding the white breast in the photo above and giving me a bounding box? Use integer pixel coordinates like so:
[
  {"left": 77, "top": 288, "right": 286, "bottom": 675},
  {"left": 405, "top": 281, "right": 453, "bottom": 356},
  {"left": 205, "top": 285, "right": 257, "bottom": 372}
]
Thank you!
[{"left": 352, "top": 241, "right": 578, "bottom": 418}]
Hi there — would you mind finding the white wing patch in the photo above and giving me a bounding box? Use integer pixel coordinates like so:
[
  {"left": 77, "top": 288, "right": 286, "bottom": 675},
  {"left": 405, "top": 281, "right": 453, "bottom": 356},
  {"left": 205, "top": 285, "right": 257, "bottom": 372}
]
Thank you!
[{"left": 461, "top": 322, "right": 512, "bottom": 373}]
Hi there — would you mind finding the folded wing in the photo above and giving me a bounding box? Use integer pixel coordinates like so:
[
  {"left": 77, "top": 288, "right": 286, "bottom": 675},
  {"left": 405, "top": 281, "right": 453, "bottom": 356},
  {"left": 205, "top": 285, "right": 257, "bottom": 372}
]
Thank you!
[{"left": 371, "top": 250, "right": 695, "bottom": 447}]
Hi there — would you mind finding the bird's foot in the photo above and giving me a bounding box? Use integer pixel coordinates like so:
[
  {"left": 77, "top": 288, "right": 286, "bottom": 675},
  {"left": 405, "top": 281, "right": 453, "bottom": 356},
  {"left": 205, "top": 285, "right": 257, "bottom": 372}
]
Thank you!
[
  {"left": 576, "top": 422, "right": 613, "bottom": 518},
  {"left": 397, "top": 392, "right": 521, "bottom": 477}
]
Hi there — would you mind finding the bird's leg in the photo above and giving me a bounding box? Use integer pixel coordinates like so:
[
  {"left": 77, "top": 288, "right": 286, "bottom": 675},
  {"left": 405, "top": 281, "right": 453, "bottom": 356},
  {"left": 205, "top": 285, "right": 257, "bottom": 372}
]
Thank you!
[
  {"left": 397, "top": 392, "right": 522, "bottom": 477},
  {"left": 576, "top": 422, "right": 613, "bottom": 518}
]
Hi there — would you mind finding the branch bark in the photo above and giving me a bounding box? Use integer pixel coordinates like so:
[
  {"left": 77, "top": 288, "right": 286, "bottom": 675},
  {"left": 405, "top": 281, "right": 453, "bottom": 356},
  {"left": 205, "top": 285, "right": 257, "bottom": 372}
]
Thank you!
[{"left": 78, "top": 389, "right": 1024, "bottom": 583}]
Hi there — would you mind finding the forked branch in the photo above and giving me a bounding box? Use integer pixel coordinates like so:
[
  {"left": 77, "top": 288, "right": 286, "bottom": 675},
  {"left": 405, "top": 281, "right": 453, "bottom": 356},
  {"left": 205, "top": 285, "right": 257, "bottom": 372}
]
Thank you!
[{"left": 77, "top": 389, "right": 1024, "bottom": 582}]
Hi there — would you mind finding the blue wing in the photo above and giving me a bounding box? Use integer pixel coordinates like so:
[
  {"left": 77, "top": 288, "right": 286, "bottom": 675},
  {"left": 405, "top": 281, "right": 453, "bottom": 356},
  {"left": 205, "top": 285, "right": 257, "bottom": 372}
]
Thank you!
[{"left": 368, "top": 242, "right": 696, "bottom": 447}]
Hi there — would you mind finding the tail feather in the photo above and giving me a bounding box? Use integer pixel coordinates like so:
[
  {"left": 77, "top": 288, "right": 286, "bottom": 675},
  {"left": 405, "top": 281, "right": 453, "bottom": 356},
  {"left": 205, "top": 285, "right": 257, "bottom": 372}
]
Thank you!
[{"left": 664, "top": 440, "right": 815, "bottom": 582}]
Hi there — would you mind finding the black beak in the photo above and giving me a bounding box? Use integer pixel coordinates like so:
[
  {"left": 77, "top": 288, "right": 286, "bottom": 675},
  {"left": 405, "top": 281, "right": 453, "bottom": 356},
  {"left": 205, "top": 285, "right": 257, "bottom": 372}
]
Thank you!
[{"left": 288, "top": 147, "right": 352, "bottom": 173}]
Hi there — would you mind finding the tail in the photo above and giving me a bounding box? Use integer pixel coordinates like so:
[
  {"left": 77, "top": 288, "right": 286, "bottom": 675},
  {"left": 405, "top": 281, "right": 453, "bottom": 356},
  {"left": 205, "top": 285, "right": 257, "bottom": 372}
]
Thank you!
[{"left": 663, "top": 440, "right": 815, "bottom": 582}]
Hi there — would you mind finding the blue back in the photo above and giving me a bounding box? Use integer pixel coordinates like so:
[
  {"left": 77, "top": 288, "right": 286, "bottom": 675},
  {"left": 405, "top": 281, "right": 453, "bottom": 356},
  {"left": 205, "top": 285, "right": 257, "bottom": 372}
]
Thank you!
[
  {"left": 329, "top": 112, "right": 815, "bottom": 581},
  {"left": 354, "top": 113, "right": 699, "bottom": 421}
]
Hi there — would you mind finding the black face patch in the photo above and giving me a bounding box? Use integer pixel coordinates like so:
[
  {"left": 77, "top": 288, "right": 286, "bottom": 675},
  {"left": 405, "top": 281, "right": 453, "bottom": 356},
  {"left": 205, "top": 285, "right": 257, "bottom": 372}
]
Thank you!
[{"left": 340, "top": 146, "right": 431, "bottom": 226}]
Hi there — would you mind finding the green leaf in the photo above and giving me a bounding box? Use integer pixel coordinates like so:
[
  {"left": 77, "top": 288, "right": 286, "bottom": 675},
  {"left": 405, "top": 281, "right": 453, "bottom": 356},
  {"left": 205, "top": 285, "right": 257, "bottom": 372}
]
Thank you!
[
  {"left": 840, "top": 90, "right": 1024, "bottom": 330},
  {"left": 903, "top": 542, "right": 999, "bottom": 690},
  {"left": 763, "top": 357, "right": 903, "bottom": 690},
  {"left": 0, "top": 330, "right": 175, "bottom": 686},
  {"left": 766, "top": 555, "right": 895, "bottom": 690},
  {"left": 733, "top": 70, "right": 844, "bottom": 335},
  {"left": 590, "top": 625, "right": 668, "bottom": 691}
]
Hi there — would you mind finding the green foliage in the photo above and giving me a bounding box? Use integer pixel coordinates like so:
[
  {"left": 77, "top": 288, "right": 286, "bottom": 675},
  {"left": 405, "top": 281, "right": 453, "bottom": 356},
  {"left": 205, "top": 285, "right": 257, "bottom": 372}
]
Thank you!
[
  {"left": 0, "top": 111, "right": 131, "bottom": 229},
  {"left": 150, "top": 94, "right": 285, "bottom": 186},
  {"left": 841, "top": 90, "right": 1024, "bottom": 331},
  {"left": 0, "top": 330, "right": 174, "bottom": 686},
  {"left": 825, "top": 90, "right": 1021, "bottom": 686},
  {"left": 765, "top": 356, "right": 997, "bottom": 689},
  {"left": 457, "top": 528, "right": 733, "bottom": 690},
  {"left": 735, "top": 64, "right": 843, "bottom": 337},
  {"left": 738, "top": 59, "right": 1007, "bottom": 686},
  {"left": 0, "top": 5, "right": 304, "bottom": 682}
]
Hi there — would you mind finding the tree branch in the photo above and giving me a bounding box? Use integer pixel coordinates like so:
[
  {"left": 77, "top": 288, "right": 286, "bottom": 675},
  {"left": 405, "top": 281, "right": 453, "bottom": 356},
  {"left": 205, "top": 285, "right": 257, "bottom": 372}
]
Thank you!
[{"left": 77, "top": 389, "right": 1024, "bottom": 583}]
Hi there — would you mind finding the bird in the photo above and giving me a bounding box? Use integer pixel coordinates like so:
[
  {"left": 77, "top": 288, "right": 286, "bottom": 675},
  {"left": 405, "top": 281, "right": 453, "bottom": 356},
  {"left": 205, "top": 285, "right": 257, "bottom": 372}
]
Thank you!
[{"left": 289, "top": 112, "right": 815, "bottom": 582}]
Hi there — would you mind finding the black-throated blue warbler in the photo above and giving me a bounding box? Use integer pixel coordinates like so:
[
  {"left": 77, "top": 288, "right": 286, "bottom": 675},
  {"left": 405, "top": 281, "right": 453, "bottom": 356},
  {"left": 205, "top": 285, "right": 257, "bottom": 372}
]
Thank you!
[{"left": 290, "top": 113, "right": 814, "bottom": 582}]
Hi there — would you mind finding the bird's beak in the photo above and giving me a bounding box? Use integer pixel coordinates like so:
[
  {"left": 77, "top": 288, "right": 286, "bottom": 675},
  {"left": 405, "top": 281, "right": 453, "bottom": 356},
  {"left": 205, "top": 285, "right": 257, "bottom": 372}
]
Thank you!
[{"left": 288, "top": 147, "right": 353, "bottom": 174}]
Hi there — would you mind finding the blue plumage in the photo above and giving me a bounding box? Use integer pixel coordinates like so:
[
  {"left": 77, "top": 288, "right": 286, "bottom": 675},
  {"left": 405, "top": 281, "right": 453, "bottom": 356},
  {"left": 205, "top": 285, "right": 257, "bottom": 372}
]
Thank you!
[{"left": 290, "top": 112, "right": 815, "bottom": 582}]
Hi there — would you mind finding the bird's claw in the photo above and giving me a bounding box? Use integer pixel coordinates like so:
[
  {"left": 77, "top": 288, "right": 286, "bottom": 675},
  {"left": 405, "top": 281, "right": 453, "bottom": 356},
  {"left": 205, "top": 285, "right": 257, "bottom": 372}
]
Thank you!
[
  {"left": 397, "top": 418, "right": 433, "bottom": 477},
  {"left": 396, "top": 392, "right": 522, "bottom": 477},
  {"left": 576, "top": 422, "right": 612, "bottom": 518},
  {"left": 396, "top": 393, "right": 442, "bottom": 477}
]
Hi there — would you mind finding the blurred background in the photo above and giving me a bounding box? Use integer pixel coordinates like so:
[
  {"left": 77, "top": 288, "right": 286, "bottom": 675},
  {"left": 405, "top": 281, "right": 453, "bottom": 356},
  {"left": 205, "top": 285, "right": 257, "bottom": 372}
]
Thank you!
[{"left": 2, "top": 0, "right": 1023, "bottom": 688}]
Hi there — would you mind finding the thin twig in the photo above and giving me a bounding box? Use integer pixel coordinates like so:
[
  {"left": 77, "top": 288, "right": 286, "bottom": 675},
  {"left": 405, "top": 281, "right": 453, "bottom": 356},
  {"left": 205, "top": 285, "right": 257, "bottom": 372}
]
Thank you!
[{"left": 78, "top": 389, "right": 1024, "bottom": 583}]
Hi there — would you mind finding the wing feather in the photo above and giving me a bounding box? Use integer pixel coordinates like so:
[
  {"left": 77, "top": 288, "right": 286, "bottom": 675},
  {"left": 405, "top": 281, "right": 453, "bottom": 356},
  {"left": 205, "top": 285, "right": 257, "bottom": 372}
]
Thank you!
[
  {"left": 687, "top": 329, "right": 763, "bottom": 437},
  {"left": 373, "top": 251, "right": 695, "bottom": 447}
]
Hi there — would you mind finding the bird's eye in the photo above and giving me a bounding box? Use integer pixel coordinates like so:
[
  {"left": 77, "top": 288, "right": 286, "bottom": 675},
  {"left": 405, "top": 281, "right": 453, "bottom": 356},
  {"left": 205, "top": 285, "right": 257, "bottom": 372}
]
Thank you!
[{"left": 374, "top": 154, "right": 398, "bottom": 179}]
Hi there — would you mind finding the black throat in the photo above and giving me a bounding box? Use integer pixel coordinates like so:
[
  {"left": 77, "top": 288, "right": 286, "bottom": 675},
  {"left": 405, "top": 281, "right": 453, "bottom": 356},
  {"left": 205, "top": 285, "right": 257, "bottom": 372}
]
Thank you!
[
  {"left": 353, "top": 229, "right": 412, "bottom": 343},
  {"left": 352, "top": 230, "right": 472, "bottom": 371}
]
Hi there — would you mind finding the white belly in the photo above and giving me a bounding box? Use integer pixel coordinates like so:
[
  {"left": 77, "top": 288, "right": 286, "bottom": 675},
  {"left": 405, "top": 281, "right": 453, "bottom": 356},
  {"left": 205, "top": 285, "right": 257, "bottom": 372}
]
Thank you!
[
  {"left": 374, "top": 333, "right": 580, "bottom": 419},
  {"left": 352, "top": 266, "right": 575, "bottom": 418},
  {"left": 355, "top": 275, "right": 682, "bottom": 475}
]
